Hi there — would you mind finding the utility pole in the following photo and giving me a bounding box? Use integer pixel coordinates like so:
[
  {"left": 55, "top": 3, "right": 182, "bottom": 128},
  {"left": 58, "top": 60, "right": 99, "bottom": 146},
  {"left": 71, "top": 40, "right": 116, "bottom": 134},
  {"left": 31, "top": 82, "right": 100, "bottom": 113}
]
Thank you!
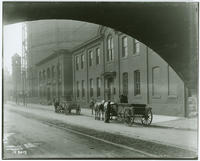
[{"left": 22, "top": 23, "right": 28, "bottom": 106}]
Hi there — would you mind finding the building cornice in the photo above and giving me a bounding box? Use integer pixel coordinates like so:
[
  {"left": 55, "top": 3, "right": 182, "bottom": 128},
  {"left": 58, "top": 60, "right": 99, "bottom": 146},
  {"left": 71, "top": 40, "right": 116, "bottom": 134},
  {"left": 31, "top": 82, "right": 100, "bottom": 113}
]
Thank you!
[
  {"left": 71, "top": 34, "right": 104, "bottom": 53},
  {"left": 36, "top": 49, "right": 70, "bottom": 66}
]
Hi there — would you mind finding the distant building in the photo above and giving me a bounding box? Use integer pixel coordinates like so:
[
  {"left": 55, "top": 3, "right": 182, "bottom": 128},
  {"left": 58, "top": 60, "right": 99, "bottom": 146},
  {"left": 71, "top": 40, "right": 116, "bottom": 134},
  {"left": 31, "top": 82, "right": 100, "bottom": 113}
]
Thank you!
[
  {"left": 26, "top": 20, "right": 99, "bottom": 102},
  {"left": 12, "top": 53, "right": 22, "bottom": 103},
  {"left": 36, "top": 49, "right": 73, "bottom": 104},
  {"left": 4, "top": 68, "right": 13, "bottom": 102}
]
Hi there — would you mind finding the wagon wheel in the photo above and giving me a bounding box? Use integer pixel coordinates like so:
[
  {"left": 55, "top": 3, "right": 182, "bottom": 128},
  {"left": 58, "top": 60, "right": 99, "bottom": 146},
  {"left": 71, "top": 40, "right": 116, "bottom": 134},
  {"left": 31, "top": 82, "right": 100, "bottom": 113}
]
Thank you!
[
  {"left": 124, "top": 109, "right": 134, "bottom": 126},
  {"left": 55, "top": 105, "right": 58, "bottom": 113},
  {"left": 104, "top": 111, "right": 110, "bottom": 122},
  {"left": 58, "top": 105, "right": 62, "bottom": 113},
  {"left": 78, "top": 106, "right": 81, "bottom": 115},
  {"left": 141, "top": 109, "right": 153, "bottom": 126},
  {"left": 64, "top": 104, "right": 70, "bottom": 115},
  {"left": 61, "top": 105, "right": 65, "bottom": 113}
]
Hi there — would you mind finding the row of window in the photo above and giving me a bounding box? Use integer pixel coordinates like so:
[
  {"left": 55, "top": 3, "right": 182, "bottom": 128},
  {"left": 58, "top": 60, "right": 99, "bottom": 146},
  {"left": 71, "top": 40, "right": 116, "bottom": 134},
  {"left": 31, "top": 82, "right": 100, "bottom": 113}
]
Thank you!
[
  {"left": 76, "top": 71, "right": 140, "bottom": 98},
  {"left": 39, "top": 85, "right": 61, "bottom": 98},
  {"left": 120, "top": 71, "right": 141, "bottom": 96},
  {"left": 76, "top": 48, "right": 100, "bottom": 70},
  {"left": 121, "top": 70, "right": 141, "bottom": 96},
  {"left": 75, "top": 36, "right": 140, "bottom": 71},
  {"left": 108, "top": 36, "right": 140, "bottom": 60},
  {"left": 122, "top": 67, "right": 177, "bottom": 97},
  {"left": 75, "top": 67, "right": 177, "bottom": 98},
  {"left": 39, "top": 64, "right": 61, "bottom": 82},
  {"left": 76, "top": 77, "right": 101, "bottom": 98}
]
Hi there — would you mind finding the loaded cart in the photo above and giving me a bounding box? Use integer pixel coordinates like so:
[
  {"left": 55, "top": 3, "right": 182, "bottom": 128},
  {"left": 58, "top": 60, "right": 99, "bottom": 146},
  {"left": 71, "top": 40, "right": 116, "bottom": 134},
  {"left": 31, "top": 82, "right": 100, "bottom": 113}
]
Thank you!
[
  {"left": 54, "top": 97, "right": 81, "bottom": 115},
  {"left": 105, "top": 103, "right": 153, "bottom": 126}
]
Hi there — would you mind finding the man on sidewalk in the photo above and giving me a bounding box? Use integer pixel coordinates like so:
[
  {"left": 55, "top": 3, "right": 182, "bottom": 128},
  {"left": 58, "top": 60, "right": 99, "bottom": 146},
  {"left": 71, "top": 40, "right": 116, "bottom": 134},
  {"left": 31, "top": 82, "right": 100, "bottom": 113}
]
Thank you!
[
  {"left": 89, "top": 98, "right": 95, "bottom": 115},
  {"left": 105, "top": 100, "right": 111, "bottom": 123}
]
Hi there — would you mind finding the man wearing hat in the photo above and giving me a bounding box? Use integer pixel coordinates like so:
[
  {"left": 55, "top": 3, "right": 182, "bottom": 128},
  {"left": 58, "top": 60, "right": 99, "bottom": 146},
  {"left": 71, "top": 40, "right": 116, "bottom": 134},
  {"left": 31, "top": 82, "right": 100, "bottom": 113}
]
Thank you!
[{"left": 105, "top": 100, "right": 111, "bottom": 123}]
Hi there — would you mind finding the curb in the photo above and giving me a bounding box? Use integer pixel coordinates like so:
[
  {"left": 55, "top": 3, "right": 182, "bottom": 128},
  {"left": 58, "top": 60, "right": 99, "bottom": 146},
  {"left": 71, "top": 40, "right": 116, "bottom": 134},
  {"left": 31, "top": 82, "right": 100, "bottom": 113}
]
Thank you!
[
  {"left": 81, "top": 110, "right": 197, "bottom": 131},
  {"left": 6, "top": 103, "right": 198, "bottom": 153},
  {"left": 7, "top": 102, "right": 197, "bottom": 131}
]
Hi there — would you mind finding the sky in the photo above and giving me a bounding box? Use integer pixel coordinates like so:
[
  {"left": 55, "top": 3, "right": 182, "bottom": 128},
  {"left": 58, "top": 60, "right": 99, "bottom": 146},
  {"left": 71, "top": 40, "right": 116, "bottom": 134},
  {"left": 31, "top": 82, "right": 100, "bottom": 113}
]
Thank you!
[{"left": 3, "top": 23, "right": 23, "bottom": 74}]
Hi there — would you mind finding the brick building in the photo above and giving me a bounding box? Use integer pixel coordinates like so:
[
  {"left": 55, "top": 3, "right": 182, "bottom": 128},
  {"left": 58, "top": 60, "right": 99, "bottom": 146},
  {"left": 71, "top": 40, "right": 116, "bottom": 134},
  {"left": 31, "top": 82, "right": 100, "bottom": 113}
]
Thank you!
[{"left": 73, "top": 27, "right": 185, "bottom": 116}]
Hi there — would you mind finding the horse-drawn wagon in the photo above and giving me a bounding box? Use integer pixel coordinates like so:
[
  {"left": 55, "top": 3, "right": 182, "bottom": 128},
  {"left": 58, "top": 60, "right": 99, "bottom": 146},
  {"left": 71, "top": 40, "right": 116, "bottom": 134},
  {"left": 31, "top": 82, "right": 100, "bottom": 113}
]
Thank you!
[
  {"left": 109, "top": 103, "right": 153, "bottom": 126},
  {"left": 54, "top": 97, "right": 81, "bottom": 115},
  {"left": 94, "top": 101, "right": 153, "bottom": 126}
]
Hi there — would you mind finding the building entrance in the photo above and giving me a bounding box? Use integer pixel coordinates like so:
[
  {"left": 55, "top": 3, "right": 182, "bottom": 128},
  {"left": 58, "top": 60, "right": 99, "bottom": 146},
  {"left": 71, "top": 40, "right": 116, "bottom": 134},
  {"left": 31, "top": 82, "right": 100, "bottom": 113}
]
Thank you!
[{"left": 106, "top": 78, "right": 114, "bottom": 101}]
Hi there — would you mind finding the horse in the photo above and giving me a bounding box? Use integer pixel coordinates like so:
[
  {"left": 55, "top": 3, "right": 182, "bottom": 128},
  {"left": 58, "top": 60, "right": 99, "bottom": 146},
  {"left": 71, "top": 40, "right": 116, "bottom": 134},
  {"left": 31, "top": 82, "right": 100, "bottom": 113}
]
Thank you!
[
  {"left": 103, "top": 101, "right": 118, "bottom": 122},
  {"left": 94, "top": 100, "right": 106, "bottom": 120}
]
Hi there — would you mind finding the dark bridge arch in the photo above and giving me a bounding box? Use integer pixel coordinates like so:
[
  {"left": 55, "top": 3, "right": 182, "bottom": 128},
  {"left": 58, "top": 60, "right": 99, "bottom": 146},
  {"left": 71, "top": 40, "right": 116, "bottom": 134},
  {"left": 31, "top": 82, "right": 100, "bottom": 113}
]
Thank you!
[{"left": 3, "top": 2, "right": 198, "bottom": 93}]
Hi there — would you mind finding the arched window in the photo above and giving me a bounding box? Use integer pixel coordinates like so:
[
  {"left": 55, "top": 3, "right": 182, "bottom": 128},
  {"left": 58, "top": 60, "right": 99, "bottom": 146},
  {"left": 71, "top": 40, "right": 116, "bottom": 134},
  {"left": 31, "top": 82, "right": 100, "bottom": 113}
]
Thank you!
[
  {"left": 76, "top": 56, "right": 79, "bottom": 70},
  {"left": 81, "top": 54, "right": 85, "bottom": 69},
  {"left": 96, "top": 48, "right": 100, "bottom": 65},
  {"left": 133, "top": 39, "right": 140, "bottom": 54},
  {"left": 122, "top": 36, "right": 128, "bottom": 57},
  {"left": 88, "top": 51, "right": 93, "bottom": 66},
  {"left": 107, "top": 35, "right": 114, "bottom": 61}
]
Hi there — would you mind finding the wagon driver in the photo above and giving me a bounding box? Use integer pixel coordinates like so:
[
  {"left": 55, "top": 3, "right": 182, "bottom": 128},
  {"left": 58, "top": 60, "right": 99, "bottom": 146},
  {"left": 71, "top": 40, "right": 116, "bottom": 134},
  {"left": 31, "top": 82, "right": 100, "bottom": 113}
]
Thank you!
[{"left": 105, "top": 100, "right": 111, "bottom": 123}]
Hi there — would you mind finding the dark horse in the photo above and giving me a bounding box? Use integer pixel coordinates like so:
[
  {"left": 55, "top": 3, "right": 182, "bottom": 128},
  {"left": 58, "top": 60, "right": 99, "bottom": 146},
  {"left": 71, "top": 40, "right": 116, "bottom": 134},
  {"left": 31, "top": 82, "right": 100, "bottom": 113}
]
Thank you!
[{"left": 89, "top": 99, "right": 95, "bottom": 115}]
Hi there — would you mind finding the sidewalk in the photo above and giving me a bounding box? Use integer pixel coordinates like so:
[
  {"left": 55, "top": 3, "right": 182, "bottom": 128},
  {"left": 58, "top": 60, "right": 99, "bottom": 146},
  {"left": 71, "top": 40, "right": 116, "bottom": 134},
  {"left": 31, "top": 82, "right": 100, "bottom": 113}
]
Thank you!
[
  {"left": 81, "top": 107, "right": 198, "bottom": 131},
  {"left": 10, "top": 101, "right": 198, "bottom": 131},
  {"left": 6, "top": 102, "right": 198, "bottom": 152}
]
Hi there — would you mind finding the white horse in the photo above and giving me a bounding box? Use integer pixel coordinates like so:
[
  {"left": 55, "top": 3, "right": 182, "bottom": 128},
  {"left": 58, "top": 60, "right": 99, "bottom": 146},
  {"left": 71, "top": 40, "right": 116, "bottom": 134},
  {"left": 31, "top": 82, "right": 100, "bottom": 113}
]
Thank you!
[{"left": 94, "top": 100, "right": 106, "bottom": 120}]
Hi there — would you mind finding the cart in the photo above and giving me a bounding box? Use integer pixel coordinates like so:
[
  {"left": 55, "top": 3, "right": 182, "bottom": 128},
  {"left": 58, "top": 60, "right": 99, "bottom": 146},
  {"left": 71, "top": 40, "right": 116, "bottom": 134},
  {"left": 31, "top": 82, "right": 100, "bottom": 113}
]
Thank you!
[
  {"left": 54, "top": 99, "right": 81, "bottom": 115},
  {"left": 105, "top": 103, "right": 153, "bottom": 126}
]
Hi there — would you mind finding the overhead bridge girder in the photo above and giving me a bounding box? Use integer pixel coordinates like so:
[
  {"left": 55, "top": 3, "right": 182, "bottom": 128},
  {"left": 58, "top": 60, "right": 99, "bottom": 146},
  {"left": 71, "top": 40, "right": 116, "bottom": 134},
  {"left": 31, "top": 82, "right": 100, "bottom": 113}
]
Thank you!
[{"left": 3, "top": 2, "right": 198, "bottom": 93}]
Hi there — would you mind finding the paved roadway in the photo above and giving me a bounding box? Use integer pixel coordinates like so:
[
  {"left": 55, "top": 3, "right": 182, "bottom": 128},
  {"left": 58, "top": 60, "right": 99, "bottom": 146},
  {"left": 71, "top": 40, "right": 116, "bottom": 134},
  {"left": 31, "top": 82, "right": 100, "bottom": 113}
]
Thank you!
[
  {"left": 3, "top": 103, "right": 197, "bottom": 159},
  {"left": 3, "top": 104, "right": 149, "bottom": 159}
]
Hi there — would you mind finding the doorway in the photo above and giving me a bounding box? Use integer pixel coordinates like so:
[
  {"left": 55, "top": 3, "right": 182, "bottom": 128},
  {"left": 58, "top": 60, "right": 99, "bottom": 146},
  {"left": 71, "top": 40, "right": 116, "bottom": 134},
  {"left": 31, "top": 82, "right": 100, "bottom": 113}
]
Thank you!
[{"left": 106, "top": 77, "right": 114, "bottom": 101}]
